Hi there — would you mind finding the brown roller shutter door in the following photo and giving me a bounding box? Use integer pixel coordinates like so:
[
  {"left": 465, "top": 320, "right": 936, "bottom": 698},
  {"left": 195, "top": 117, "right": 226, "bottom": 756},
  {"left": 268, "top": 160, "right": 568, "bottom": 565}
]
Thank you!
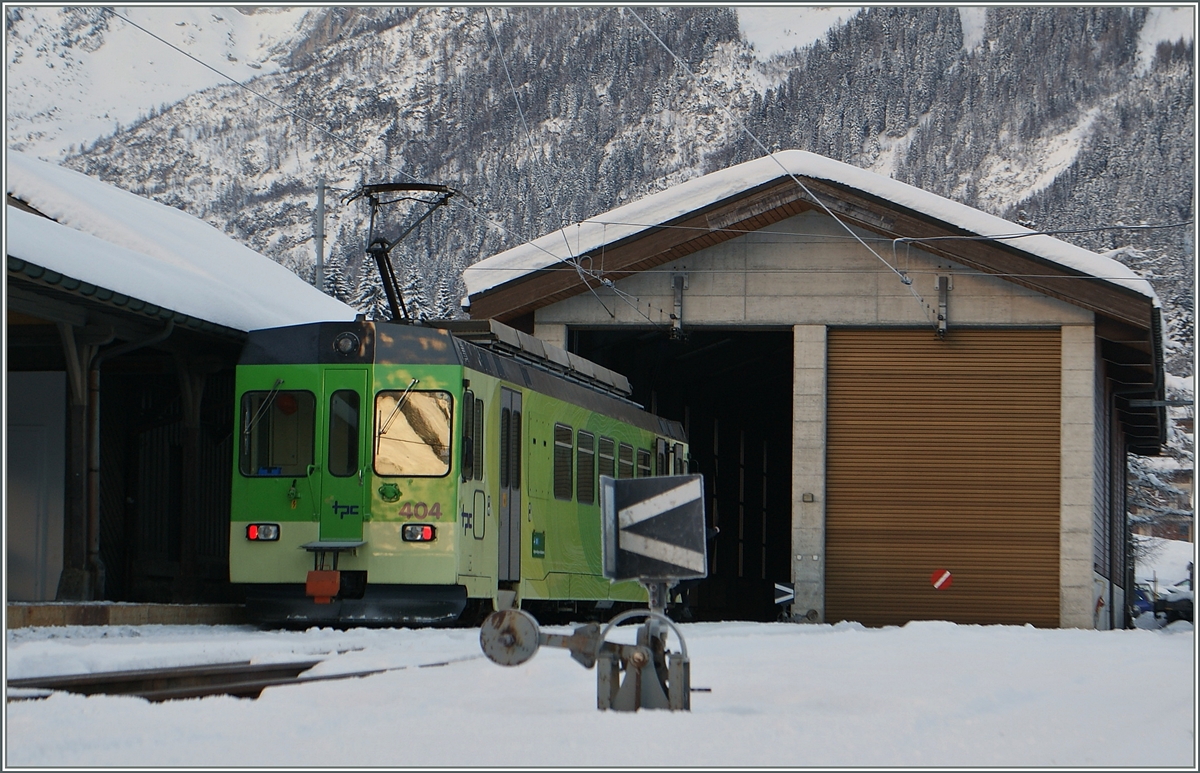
[{"left": 826, "top": 329, "right": 1061, "bottom": 627}]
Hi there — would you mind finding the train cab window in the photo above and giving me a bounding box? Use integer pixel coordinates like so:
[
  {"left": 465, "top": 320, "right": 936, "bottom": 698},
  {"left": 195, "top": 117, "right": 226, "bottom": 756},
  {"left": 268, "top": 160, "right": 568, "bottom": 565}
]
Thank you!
[
  {"left": 374, "top": 390, "right": 452, "bottom": 477},
  {"left": 473, "top": 398, "right": 484, "bottom": 481},
  {"left": 500, "top": 407, "right": 521, "bottom": 489},
  {"left": 510, "top": 410, "right": 522, "bottom": 489},
  {"left": 553, "top": 424, "right": 573, "bottom": 501},
  {"left": 577, "top": 431, "right": 595, "bottom": 505},
  {"left": 618, "top": 443, "right": 634, "bottom": 479},
  {"left": 461, "top": 390, "right": 479, "bottom": 482},
  {"left": 239, "top": 389, "right": 316, "bottom": 476},
  {"left": 327, "top": 390, "right": 360, "bottom": 477},
  {"left": 499, "top": 408, "right": 510, "bottom": 488},
  {"left": 636, "top": 448, "right": 651, "bottom": 478},
  {"left": 598, "top": 437, "right": 615, "bottom": 479}
]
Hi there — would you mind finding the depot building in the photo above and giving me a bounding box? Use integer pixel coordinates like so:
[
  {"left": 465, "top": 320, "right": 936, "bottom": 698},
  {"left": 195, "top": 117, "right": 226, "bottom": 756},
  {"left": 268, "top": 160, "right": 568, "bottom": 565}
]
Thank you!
[{"left": 463, "top": 150, "right": 1166, "bottom": 630}]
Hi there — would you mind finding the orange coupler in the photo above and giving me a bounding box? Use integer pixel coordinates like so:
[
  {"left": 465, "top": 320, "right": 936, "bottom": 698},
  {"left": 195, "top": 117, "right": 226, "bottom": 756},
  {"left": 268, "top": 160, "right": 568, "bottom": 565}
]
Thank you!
[{"left": 306, "top": 570, "right": 341, "bottom": 604}]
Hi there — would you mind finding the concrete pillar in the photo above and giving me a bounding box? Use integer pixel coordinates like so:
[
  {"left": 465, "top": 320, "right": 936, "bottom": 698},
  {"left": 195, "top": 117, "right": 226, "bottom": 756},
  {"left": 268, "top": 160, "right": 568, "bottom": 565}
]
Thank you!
[
  {"left": 1060, "top": 324, "right": 1096, "bottom": 628},
  {"left": 791, "top": 325, "right": 827, "bottom": 622}
]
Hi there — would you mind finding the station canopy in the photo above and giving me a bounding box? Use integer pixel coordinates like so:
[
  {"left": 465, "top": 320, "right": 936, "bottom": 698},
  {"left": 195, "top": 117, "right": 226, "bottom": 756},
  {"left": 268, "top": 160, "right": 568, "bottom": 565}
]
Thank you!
[{"left": 6, "top": 149, "right": 355, "bottom": 334}]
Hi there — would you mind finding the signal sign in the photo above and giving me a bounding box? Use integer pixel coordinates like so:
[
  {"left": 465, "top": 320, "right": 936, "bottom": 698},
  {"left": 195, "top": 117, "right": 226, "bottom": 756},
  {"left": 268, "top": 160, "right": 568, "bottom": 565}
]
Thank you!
[
  {"left": 774, "top": 583, "right": 795, "bottom": 605},
  {"left": 600, "top": 475, "right": 707, "bottom": 582},
  {"left": 931, "top": 569, "right": 953, "bottom": 590}
]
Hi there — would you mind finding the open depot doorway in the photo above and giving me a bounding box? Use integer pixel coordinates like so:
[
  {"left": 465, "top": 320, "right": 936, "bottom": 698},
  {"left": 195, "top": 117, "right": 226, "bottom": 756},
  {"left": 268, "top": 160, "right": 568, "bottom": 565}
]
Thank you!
[{"left": 571, "top": 328, "right": 794, "bottom": 621}]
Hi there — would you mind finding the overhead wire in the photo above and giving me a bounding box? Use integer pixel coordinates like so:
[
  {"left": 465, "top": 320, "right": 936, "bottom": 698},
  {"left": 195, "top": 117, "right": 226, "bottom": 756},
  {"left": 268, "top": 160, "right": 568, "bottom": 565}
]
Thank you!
[
  {"left": 104, "top": 8, "right": 1180, "bottom": 324},
  {"left": 481, "top": 7, "right": 616, "bottom": 319},
  {"left": 625, "top": 7, "right": 934, "bottom": 322},
  {"left": 101, "top": 6, "right": 610, "bottom": 300}
]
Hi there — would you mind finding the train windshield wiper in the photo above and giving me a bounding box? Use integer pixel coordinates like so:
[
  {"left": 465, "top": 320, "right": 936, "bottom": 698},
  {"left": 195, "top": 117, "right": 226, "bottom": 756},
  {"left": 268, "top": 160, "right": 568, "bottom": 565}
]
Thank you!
[
  {"left": 243, "top": 379, "right": 284, "bottom": 436},
  {"left": 376, "top": 378, "right": 419, "bottom": 452}
]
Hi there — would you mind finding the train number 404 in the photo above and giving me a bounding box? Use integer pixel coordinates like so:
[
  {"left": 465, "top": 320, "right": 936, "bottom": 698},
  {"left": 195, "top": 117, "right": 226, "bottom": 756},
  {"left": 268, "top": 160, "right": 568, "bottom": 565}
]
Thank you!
[{"left": 398, "top": 501, "right": 443, "bottom": 520}]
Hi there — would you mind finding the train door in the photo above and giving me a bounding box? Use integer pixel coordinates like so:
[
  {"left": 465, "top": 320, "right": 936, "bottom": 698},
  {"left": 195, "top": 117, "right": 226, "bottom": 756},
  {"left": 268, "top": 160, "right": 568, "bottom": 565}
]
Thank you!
[
  {"left": 498, "top": 388, "right": 522, "bottom": 582},
  {"left": 319, "top": 368, "right": 368, "bottom": 541}
]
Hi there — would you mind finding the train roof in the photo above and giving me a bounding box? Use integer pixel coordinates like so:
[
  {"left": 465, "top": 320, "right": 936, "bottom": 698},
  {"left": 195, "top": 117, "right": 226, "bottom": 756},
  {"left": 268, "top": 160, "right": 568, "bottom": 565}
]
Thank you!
[{"left": 240, "top": 318, "right": 686, "bottom": 442}]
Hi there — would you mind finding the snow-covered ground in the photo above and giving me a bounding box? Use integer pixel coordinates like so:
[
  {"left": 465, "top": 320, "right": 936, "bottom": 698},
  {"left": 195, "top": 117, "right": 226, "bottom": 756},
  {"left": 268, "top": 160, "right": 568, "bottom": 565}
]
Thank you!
[
  {"left": 5, "top": 539, "right": 1196, "bottom": 768},
  {"left": 4, "top": 618, "right": 1194, "bottom": 768}
]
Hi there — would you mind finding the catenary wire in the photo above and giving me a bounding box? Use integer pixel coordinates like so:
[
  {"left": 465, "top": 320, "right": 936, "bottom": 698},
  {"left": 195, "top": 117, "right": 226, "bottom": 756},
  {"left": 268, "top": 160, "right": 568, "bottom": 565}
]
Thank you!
[
  {"left": 101, "top": 6, "right": 620, "bottom": 297},
  {"left": 481, "top": 8, "right": 617, "bottom": 319},
  {"left": 625, "top": 7, "right": 929, "bottom": 321}
]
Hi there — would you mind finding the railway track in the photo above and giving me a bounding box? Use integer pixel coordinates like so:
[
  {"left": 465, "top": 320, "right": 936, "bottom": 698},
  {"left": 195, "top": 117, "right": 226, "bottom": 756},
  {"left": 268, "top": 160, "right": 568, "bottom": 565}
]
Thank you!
[
  {"left": 6, "top": 659, "right": 381, "bottom": 702},
  {"left": 7, "top": 652, "right": 484, "bottom": 703}
]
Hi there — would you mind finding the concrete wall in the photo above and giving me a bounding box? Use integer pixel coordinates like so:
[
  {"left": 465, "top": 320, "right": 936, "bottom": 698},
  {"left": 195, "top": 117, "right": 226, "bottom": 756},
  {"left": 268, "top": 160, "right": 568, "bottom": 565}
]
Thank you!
[
  {"left": 535, "top": 210, "right": 1103, "bottom": 627},
  {"left": 537, "top": 212, "right": 1093, "bottom": 329}
]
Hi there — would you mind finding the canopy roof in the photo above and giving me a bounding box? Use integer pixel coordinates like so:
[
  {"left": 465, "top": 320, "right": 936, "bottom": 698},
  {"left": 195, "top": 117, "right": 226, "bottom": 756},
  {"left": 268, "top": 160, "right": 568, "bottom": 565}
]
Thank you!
[{"left": 6, "top": 150, "right": 355, "bottom": 334}]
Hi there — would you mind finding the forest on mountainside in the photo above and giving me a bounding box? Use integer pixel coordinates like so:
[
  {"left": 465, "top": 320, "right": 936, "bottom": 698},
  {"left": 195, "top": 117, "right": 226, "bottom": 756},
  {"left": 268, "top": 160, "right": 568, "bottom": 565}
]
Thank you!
[
  {"left": 59, "top": 7, "right": 1192, "bottom": 375},
  {"left": 39, "top": 6, "right": 1195, "bottom": 519}
]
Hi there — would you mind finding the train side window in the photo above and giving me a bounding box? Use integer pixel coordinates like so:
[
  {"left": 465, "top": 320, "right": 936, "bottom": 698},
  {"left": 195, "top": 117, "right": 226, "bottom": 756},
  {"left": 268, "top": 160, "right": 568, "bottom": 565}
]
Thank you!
[
  {"left": 328, "top": 390, "right": 360, "bottom": 477},
  {"left": 510, "top": 410, "right": 522, "bottom": 489},
  {"left": 656, "top": 439, "right": 668, "bottom": 476},
  {"left": 598, "top": 436, "right": 615, "bottom": 479},
  {"left": 636, "top": 448, "right": 651, "bottom": 478},
  {"left": 499, "top": 407, "right": 510, "bottom": 488},
  {"left": 374, "top": 390, "right": 452, "bottom": 477},
  {"left": 473, "top": 398, "right": 484, "bottom": 481},
  {"left": 461, "top": 390, "right": 475, "bottom": 482},
  {"left": 577, "top": 431, "right": 595, "bottom": 505},
  {"left": 553, "top": 423, "right": 573, "bottom": 501},
  {"left": 618, "top": 443, "right": 634, "bottom": 479},
  {"left": 239, "top": 390, "right": 316, "bottom": 477}
]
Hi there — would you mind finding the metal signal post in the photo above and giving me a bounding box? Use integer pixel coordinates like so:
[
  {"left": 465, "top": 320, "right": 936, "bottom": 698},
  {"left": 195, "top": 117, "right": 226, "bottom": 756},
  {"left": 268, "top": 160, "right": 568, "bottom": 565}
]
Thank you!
[{"left": 480, "top": 474, "right": 707, "bottom": 712}]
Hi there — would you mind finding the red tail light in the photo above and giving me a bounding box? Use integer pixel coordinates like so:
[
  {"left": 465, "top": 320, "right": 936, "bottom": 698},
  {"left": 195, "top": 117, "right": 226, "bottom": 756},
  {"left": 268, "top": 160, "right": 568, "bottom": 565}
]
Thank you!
[
  {"left": 402, "top": 524, "right": 436, "bottom": 542},
  {"left": 246, "top": 523, "right": 280, "bottom": 541}
]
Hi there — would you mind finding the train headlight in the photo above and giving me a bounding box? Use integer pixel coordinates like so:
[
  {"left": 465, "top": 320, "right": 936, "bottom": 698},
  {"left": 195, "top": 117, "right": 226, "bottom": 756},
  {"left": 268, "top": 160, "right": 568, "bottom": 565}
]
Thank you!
[
  {"left": 402, "top": 524, "right": 436, "bottom": 542},
  {"left": 333, "top": 332, "right": 360, "bottom": 356},
  {"left": 246, "top": 523, "right": 280, "bottom": 541}
]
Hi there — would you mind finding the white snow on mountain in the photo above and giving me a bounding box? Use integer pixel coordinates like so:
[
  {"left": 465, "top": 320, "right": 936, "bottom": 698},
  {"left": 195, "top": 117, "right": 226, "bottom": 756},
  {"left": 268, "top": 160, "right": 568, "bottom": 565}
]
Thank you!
[
  {"left": 735, "top": 6, "right": 862, "bottom": 59},
  {"left": 1136, "top": 6, "right": 1196, "bottom": 74},
  {"left": 5, "top": 6, "right": 312, "bottom": 160}
]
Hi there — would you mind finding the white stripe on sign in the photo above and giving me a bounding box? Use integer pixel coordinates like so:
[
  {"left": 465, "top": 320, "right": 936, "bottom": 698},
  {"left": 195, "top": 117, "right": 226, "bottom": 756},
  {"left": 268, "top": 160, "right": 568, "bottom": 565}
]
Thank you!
[
  {"left": 933, "top": 570, "right": 951, "bottom": 589},
  {"left": 619, "top": 532, "right": 707, "bottom": 574},
  {"left": 617, "top": 478, "right": 703, "bottom": 529}
]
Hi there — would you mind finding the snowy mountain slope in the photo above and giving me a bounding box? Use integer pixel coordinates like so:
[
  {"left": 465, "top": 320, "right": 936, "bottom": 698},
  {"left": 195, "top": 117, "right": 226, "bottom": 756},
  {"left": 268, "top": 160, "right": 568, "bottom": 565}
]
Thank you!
[
  {"left": 6, "top": 5, "right": 1193, "bottom": 536},
  {"left": 8, "top": 7, "right": 1193, "bottom": 374},
  {"left": 5, "top": 6, "right": 312, "bottom": 160}
]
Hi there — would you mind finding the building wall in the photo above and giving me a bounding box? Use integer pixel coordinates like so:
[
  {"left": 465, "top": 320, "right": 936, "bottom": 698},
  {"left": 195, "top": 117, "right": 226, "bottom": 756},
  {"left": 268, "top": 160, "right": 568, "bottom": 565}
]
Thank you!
[{"left": 536, "top": 210, "right": 1104, "bottom": 627}]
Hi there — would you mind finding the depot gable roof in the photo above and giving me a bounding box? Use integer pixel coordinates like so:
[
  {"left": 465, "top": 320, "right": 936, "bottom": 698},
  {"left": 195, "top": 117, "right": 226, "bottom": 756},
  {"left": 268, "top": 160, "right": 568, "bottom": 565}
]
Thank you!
[
  {"left": 465, "top": 150, "right": 1157, "bottom": 329},
  {"left": 464, "top": 150, "right": 1165, "bottom": 453}
]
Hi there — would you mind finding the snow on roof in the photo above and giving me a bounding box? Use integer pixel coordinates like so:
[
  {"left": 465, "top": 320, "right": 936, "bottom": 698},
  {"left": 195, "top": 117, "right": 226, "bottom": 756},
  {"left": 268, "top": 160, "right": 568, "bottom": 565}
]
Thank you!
[
  {"left": 464, "top": 150, "right": 1158, "bottom": 306},
  {"left": 5, "top": 150, "right": 356, "bottom": 332}
]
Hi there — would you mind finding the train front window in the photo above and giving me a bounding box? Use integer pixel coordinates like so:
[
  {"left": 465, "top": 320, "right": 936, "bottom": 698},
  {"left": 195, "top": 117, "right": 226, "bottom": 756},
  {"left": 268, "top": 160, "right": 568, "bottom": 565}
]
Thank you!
[
  {"left": 239, "top": 389, "right": 316, "bottom": 476},
  {"left": 374, "top": 390, "right": 452, "bottom": 477}
]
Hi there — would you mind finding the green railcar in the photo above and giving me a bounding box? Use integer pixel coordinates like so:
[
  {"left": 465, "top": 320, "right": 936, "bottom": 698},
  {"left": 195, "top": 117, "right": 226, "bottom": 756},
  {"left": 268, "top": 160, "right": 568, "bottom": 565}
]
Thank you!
[{"left": 230, "top": 317, "right": 689, "bottom": 626}]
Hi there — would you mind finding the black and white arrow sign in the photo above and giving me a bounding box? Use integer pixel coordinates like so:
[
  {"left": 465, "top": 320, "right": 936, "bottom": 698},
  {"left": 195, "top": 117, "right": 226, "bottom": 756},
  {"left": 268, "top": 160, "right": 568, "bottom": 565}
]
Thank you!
[{"left": 600, "top": 474, "right": 708, "bottom": 582}]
